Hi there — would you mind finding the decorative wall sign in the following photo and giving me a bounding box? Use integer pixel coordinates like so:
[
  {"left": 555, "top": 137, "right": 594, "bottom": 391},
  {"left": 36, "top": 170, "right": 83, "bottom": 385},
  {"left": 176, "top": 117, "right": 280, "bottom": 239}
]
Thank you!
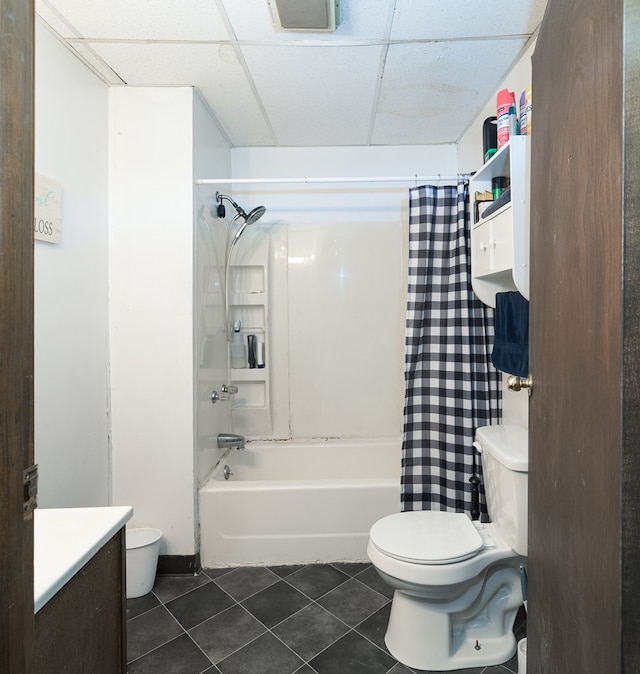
[{"left": 34, "top": 173, "right": 62, "bottom": 244}]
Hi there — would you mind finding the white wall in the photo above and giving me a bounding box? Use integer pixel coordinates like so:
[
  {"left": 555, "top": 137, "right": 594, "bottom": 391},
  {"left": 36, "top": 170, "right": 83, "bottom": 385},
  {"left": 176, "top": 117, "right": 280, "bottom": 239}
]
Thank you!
[
  {"left": 34, "top": 21, "right": 111, "bottom": 507},
  {"left": 109, "top": 87, "right": 230, "bottom": 556},
  {"left": 231, "top": 145, "right": 458, "bottom": 441}
]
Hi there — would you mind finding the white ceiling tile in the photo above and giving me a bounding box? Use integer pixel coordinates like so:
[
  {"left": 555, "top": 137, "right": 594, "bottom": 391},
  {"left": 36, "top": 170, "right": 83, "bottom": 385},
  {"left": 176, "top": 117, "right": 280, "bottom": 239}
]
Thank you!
[
  {"left": 87, "top": 42, "right": 274, "bottom": 146},
  {"left": 221, "top": 0, "right": 394, "bottom": 42},
  {"left": 372, "top": 39, "right": 528, "bottom": 145},
  {"left": 241, "top": 45, "right": 384, "bottom": 145},
  {"left": 390, "top": 0, "right": 547, "bottom": 40},
  {"left": 44, "top": 0, "right": 230, "bottom": 41}
]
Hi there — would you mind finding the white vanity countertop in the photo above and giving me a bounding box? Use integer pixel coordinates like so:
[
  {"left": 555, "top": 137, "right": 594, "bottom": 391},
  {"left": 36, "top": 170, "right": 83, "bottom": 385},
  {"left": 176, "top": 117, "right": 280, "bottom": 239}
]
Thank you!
[{"left": 34, "top": 506, "right": 133, "bottom": 613}]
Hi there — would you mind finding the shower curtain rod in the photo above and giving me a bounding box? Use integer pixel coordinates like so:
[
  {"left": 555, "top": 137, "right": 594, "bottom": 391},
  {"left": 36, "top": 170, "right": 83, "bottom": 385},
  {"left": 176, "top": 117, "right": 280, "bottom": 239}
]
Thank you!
[{"left": 196, "top": 174, "right": 471, "bottom": 186}]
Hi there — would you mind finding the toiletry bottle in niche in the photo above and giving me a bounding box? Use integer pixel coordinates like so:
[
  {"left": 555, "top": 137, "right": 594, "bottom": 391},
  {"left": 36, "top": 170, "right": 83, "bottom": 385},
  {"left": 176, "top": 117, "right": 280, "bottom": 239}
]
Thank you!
[
  {"left": 247, "top": 334, "right": 257, "bottom": 368},
  {"left": 230, "top": 321, "right": 247, "bottom": 368}
]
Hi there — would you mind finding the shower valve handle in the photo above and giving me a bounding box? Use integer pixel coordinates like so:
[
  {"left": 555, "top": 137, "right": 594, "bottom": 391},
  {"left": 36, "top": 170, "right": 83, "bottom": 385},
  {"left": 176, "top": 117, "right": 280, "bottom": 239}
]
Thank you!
[{"left": 211, "top": 384, "right": 239, "bottom": 404}]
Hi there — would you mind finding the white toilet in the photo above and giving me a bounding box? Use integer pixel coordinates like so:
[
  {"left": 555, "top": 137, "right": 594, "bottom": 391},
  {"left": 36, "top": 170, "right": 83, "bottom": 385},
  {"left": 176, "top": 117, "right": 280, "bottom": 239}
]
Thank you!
[{"left": 367, "top": 424, "right": 528, "bottom": 671}]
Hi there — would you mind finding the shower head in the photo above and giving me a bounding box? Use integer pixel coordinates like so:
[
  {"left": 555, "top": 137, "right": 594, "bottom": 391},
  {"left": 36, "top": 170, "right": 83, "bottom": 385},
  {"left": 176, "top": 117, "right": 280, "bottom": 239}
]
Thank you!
[
  {"left": 216, "top": 192, "right": 266, "bottom": 226},
  {"left": 245, "top": 205, "right": 266, "bottom": 225}
]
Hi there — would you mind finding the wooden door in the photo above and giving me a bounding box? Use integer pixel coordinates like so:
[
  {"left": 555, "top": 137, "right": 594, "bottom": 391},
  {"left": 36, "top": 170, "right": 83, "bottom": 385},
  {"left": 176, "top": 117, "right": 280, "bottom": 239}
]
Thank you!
[
  {"left": 0, "top": 0, "right": 35, "bottom": 672},
  {"left": 529, "top": 0, "right": 640, "bottom": 670}
]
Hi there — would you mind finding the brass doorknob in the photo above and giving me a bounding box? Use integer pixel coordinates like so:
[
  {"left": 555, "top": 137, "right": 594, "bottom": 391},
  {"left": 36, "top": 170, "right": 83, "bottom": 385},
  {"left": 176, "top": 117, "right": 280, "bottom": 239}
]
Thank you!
[{"left": 507, "top": 374, "right": 533, "bottom": 392}]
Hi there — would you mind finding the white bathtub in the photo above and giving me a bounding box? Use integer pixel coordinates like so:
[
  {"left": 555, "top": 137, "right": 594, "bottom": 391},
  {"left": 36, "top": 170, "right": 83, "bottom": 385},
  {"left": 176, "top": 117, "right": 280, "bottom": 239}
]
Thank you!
[{"left": 199, "top": 438, "right": 401, "bottom": 567}]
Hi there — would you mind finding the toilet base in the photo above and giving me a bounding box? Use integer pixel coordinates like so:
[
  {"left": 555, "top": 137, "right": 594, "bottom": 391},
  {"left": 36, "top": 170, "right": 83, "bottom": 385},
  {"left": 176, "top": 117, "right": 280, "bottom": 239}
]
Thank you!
[{"left": 384, "top": 571, "right": 520, "bottom": 671}]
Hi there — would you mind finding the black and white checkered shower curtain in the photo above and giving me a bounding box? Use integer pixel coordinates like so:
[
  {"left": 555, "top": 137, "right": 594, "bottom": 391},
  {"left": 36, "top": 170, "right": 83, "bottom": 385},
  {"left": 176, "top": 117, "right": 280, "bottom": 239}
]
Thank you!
[{"left": 401, "top": 183, "right": 501, "bottom": 515}]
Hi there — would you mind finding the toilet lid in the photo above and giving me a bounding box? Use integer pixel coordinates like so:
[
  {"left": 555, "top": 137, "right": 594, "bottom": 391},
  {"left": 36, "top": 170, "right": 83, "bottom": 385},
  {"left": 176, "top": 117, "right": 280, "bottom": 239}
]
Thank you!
[{"left": 370, "top": 511, "right": 483, "bottom": 565}]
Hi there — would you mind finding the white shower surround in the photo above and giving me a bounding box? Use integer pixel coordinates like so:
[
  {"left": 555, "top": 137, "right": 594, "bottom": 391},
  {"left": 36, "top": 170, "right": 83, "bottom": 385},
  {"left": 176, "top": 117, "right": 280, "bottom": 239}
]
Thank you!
[
  {"left": 196, "top": 145, "right": 458, "bottom": 566},
  {"left": 228, "top": 144, "right": 459, "bottom": 442},
  {"left": 199, "top": 438, "right": 401, "bottom": 567}
]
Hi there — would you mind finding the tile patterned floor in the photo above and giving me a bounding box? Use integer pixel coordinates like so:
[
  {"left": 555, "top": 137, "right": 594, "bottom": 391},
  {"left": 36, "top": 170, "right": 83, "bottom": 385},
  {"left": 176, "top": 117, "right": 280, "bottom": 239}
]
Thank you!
[{"left": 126, "top": 563, "right": 526, "bottom": 674}]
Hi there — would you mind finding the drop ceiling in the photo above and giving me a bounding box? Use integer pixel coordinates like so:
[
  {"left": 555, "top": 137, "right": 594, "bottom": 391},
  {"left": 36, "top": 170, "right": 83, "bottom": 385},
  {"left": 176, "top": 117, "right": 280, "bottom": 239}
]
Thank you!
[{"left": 35, "top": 0, "right": 548, "bottom": 147}]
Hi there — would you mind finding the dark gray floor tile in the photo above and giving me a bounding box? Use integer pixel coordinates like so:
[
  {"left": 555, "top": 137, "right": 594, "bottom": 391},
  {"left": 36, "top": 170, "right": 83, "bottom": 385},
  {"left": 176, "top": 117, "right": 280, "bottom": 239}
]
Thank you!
[
  {"left": 317, "top": 578, "right": 389, "bottom": 627},
  {"left": 355, "top": 603, "right": 392, "bottom": 652},
  {"left": 127, "top": 605, "right": 184, "bottom": 662},
  {"left": 514, "top": 609, "right": 527, "bottom": 641},
  {"left": 332, "top": 562, "right": 372, "bottom": 576},
  {"left": 217, "top": 632, "right": 304, "bottom": 674},
  {"left": 189, "top": 604, "right": 266, "bottom": 663},
  {"left": 214, "top": 566, "right": 279, "bottom": 601},
  {"left": 355, "top": 565, "right": 395, "bottom": 599},
  {"left": 166, "top": 581, "right": 235, "bottom": 629},
  {"left": 387, "top": 663, "right": 413, "bottom": 673},
  {"left": 241, "top": 580, "right": 311, "bottom": 628},
  {"left": 204, "top": 567, "right": 236, "bottom": 581},
  {"left": 514, "top": 604, "right": 527, "bottom": 630},
  {"left": 500, "top": 649, "right": 519, "bottom": 673},
  {"left": 128, "top": 633, "right": 214, "bottom": 674},
  {"left": 128, "top": 562, "right": 526, "bottom": 674},
  {"left": 309, "top": 630, "right": 395, "bottom": 674},
  {"left": 272, "top": 602, "right": 350, "bottom": 661},
  {"left": 285, "top": 564, "right": 350, "bottom": 600},
  {"left": 152, "top": 572, "right": 211, "bottom": 603},
  {"left": 268, "top": 564, "right": 305, "bottom": 578},
  {"left": 127, "top": 591, "right": 161, "bottom": 620}
]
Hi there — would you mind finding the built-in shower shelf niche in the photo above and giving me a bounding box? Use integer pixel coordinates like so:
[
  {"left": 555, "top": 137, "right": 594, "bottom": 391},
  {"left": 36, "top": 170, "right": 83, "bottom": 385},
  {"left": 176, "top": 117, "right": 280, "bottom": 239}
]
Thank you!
[
  {"left": 228, "top": 260, "right": 271, "bottom": 435},
  {"left": 231, "top": 378, "right": 267, "bottom": 407},
  {"left": 229, "top": 305, "right": 266, "bottom": 332},
  {"left": 230, "top": 265, "right": 265, "bottom": 295}
]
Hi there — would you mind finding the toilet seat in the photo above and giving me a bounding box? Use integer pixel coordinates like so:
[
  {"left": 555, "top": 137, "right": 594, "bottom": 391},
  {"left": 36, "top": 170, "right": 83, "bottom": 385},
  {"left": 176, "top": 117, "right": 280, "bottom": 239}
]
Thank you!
[{"left": 370, "top": 511, "right": 483, "bottom": 565}]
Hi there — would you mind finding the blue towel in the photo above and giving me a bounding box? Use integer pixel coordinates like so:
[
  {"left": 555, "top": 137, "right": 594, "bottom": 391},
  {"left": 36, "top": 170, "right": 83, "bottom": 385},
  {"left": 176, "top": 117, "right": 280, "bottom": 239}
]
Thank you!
[{"left": 491, "top": 291, "right": 529, "bottom": 377}]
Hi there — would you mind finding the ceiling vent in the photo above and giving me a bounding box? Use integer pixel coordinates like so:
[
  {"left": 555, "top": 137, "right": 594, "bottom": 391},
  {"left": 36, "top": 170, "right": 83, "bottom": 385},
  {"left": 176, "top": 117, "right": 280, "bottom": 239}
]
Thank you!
[{"left": 268, "top": 0, "right": 341, "bottom": 32}]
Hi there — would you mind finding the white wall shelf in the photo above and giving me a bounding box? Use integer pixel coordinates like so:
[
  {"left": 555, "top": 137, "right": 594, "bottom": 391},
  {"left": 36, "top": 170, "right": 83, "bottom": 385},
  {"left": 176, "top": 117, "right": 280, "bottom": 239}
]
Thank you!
[{"left": 470, "top": 136, "right": 530, "bottom": 307}]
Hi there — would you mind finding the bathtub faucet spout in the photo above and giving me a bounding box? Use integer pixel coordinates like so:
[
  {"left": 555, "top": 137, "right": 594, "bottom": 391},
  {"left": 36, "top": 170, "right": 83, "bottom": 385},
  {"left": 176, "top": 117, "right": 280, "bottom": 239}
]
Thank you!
[{"left": 217, "top": 433, "right": 245, "bottom": 451}]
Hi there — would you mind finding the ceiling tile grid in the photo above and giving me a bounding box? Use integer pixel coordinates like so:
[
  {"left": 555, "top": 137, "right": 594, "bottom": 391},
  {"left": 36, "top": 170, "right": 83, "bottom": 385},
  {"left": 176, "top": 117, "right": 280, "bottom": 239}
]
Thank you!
[{"left": 35, "top": 0, "right": 548, "bottom": 147}]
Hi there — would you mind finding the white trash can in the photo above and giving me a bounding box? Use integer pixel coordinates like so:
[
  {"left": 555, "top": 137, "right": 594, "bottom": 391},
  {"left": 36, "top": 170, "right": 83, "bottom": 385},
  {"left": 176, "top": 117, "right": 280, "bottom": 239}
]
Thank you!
[
  {"left": 126, "top": 528, "right": 162, "bottom": 599},
  {"left": 518, "top": 637, "right": 527, "bottom": 673}
]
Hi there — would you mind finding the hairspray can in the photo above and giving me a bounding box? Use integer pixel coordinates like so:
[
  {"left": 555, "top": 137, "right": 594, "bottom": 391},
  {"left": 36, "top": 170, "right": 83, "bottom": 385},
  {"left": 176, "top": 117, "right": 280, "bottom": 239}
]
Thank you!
[{"left": 496, "top": 89, "right": 515, "bottom": 149}]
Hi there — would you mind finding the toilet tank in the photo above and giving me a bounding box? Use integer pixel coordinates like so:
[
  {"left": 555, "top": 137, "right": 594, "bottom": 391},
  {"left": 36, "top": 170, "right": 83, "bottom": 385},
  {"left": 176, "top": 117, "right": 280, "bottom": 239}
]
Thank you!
[{"left": 475, "top": 425, "right": 529, "bottom": 556}]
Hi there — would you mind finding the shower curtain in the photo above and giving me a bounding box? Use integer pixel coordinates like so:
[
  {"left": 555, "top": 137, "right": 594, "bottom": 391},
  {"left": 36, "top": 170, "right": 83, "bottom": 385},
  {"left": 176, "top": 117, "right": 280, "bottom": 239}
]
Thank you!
[{"left": 401, "top": 182, "right": 501, "bottom": 516}]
